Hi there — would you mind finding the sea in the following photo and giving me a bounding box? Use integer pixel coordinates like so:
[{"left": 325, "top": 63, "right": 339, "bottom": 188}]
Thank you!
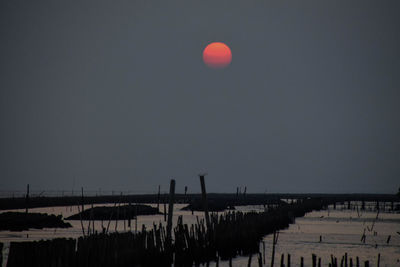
[{"left": 1, "top": 203, "right": 399, "bottom": 266}]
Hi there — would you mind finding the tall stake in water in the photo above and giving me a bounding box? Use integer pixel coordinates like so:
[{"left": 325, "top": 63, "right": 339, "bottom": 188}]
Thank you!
[
  {"left": 199, "top": 174, "right": 210, "bottom": 228},
  {"left": 166, "top": 179, "right": 175, "bottom": 243},
  {"left": 25, "top": 184, "right": 29, "bottom": 214}
]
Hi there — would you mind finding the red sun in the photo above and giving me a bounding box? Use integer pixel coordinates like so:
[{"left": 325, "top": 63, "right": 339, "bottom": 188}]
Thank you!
[{"left": 203, "top": 42, "right": 232, "bottom": 69}]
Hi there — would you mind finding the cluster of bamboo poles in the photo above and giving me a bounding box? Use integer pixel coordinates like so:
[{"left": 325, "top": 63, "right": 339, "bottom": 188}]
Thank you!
[
  {"left": 249, "top": 251, "right": 380, "bottom": 267},
  {"left": 6, "top": 238, "right": 76, "bottom": 267},
  {"left": 332, "top": 200, "right": 397, "bottom": 213},
  {"left": 5, "top": 198, "right": 327, "bottom": 267},
  {"left": 3, "top": 178, "right": 387, "bottom": 267}
]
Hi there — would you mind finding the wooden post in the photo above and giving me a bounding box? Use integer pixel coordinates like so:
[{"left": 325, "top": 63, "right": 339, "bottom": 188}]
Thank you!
[
  {"left": 356, "top": 257, "right": 359, "bottom": 267},
  {"left": 128, "top": 202, "right": 131, "bottom": 229},
  {"left": 115, "top": 196, "right": 121, "bottom": 232},
  {"left": 91, "top": 203, "right": 95, "bottom": 234},
  {"left": 77, "top": 203, "right": 85, "bottom": 236},
  {"left": 166, "top": 179, "right": 175, "bottom": 243},
  {"left": 25, "top": 184, "right": 29, "bottom": 214},
  {"left": 199, "top": 175, "right": 210, "bottom": 228},
  {"left": 248, "top": 253, "right": 253, "bottom": 267},
  {"left": 157, "top": 185, "right": 161, "bottom": 211},
  {"left": 301, "top": 257, "right": 304, "bottom": 267},
  {"left": 271, "top": 231, "right": 279, "bottom": 267},
  {"left": 163, "top": 194, "right": 167, "bottom": 222},
  {"left": 287, "top": 253, "right": 291, "bottom": 267},
  {"left": 377, "top": 253, "right": 380, "bottom": 267},
  {"left": 123, "top": 204, "right": 126, "bottom": 231},
  {"left": 135, "top": 203, "right": 138, "bottom": 233},
  {"left": 312, "top": 254, "right": 316, "bottom": 267},
  {"left": 81, "top": 187, "right": 84, "bottom": 213},
  {"left": 263, "top": 241, "right": 266, "bottom": 265}
]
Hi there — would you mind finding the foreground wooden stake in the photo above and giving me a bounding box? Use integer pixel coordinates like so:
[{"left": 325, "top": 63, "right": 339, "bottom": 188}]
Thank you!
[
  {"left": 166, "top": 179, "right": 175, "bottom": 243},
  {"left": 163, "top": 193, "right": 167, "bottom": 222},
  {"left": 199, "top": 174, "right": 210, "bottom": 228},
  {"left": 81, "top": 187, "right": 84, "bottom": 213},
  {"left": 157, "top": 185, "right": 161, "bottom": 211},
  {"left": 271, "top": 231, "right": 279, "bottom": 267},
  {"left": 25, "top": 184, "right": 29, "bottom": 214}
]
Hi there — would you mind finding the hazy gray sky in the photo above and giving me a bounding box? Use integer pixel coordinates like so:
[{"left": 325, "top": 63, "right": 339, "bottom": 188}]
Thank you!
[{"left": 1, "top": 1, "right": 399, "bottom": 194}]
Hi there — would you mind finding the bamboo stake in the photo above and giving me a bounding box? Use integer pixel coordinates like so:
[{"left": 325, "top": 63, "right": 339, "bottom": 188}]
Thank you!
[
  {"left": 77, "top": 203, "right": 85, "bottom": 236},
  {"left": 25, "top": 184, "right": 29, "bottom": 214},
  {"left": 157, "top": 185, "right": 161, "bottom": 211},
  {"left": 199, "top": 175, "right": 210, "bottom": 228},
  {"left": 166, "top": 179, "right": 175, "bottom": 243}
]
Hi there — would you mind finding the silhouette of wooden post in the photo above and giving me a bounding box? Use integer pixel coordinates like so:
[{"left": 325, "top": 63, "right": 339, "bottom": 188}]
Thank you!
[
  {"left": 199, "top": 175, "right": 210, "bottom": 228},
  {"left": 81, "top": 187, "right": 84, "bottom": 213},
  {"left": 271, "top": 231, "right": 279, "bottom": 267},
  {"left": 163, "top": 194, "right": 167, "bottom": 222},
  {"left": 128, "top": 202, "right": 131, "bottom": 228},
  {"left": 157, "top": 185, "right": 160, "bottom": 211},
  {"left": 25, "top": 184, "right": 29, "bottom": 214},
  {"left": 135, "top": 203, "right": 138, "bottom": 232},
  {"left": 166, "top": 179, "right": 175, "bottom": 243}
]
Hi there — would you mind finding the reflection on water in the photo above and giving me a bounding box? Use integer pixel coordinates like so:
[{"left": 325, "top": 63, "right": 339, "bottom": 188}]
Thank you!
[
  {"left": 1, "top": 204, "right": 399, "bottom": 266},
  {"left": 262, "top": 208, "right": 400, "bottom": 267}
]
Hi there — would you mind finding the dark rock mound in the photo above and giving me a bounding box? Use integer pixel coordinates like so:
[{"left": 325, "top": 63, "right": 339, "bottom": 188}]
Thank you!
[
  {"left": 66, "top": 204, "right": 161, "bottom": 220},
  {"left": 182, "top": 200, "right": 235, "bottom": 212},
  {"left": 0, "top": 212, "right": 72, "bottom": 231}
]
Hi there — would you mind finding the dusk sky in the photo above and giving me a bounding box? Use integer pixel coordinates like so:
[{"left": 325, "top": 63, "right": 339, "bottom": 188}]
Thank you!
[{"left": 1, "top": 1, "right": 399, "bottom": 194}]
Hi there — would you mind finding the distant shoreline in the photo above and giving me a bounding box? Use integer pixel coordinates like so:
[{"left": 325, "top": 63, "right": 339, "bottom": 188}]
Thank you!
[{"left": 0, "top": 193, "right": 398, "bottom": 210}]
